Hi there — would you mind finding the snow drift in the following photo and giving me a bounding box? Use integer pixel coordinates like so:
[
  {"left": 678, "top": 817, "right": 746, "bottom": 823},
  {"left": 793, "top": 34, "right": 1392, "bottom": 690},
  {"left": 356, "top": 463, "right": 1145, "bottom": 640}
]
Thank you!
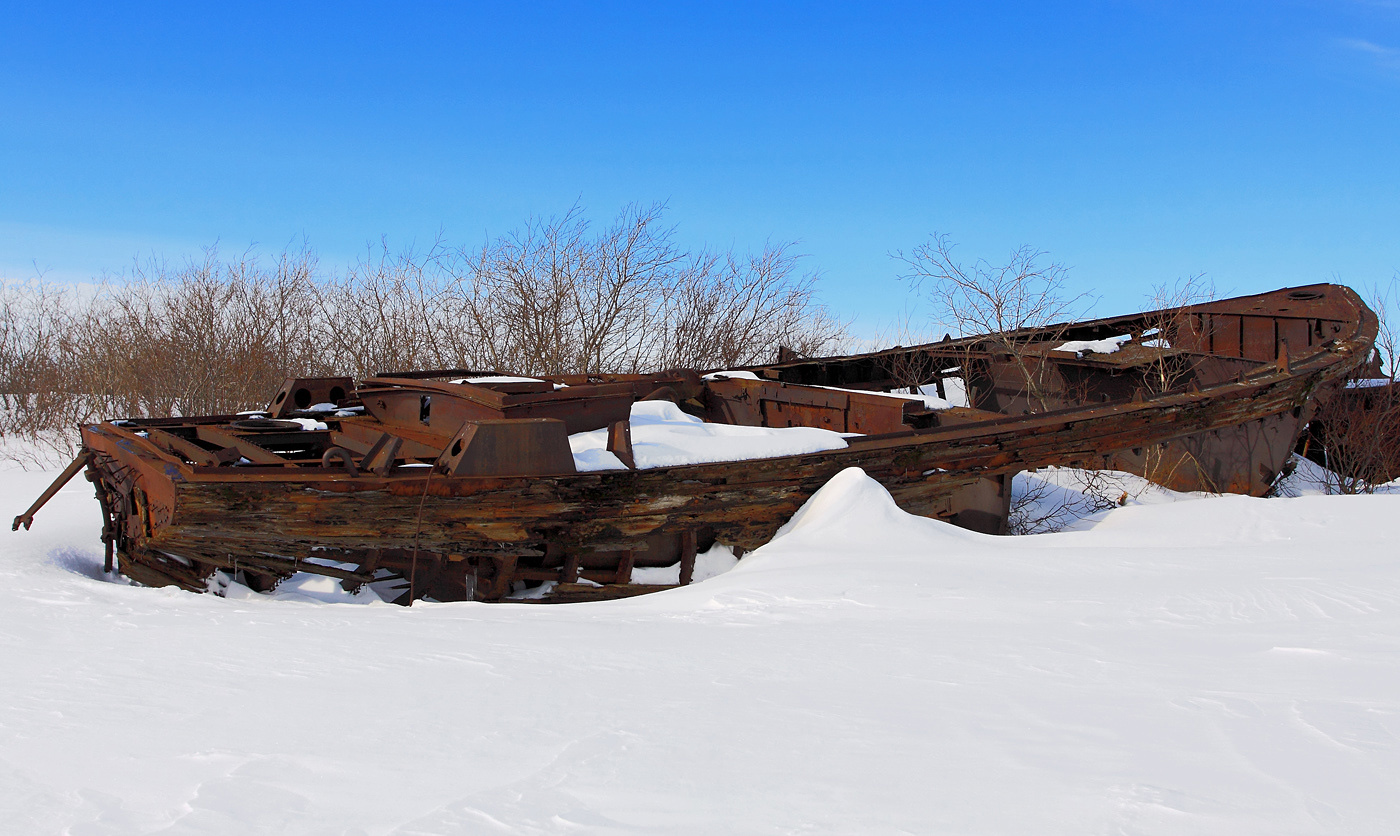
[{"left": 2, "top": 460, "right": 1398, "bottom": 834}]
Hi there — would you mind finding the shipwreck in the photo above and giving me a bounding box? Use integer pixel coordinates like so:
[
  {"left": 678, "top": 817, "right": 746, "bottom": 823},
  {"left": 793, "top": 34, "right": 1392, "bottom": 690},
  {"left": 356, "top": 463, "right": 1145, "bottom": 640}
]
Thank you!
[{"left": 13, "top": 283, "right": 1377, "bottom": 604}]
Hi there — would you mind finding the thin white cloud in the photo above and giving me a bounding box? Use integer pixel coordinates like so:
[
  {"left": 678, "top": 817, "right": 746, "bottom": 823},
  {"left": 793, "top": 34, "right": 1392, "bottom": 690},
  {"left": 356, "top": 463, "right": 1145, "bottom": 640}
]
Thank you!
[
  {"left": 1335, "top": 36, "right": 1400, "bottom": 73},
  {"left": 1337, "top": 36, "right": 1399, "bottom": 54}
]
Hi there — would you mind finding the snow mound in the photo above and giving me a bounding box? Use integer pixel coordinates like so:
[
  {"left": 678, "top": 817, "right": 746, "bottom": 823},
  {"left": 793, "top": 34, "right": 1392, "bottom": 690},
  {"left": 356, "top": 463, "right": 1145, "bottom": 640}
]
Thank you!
[
  {"left": 569, "top": 401, "right": 850, "bottom": 471},
  {"left": 773, "top": 465, "right": 943, "bottom": 543},
  {"left": 710, "top": 467, "right": 980, "bottom": 587},
  {"left": 285, "top": 417, "right": 328, "bottom": 431}
]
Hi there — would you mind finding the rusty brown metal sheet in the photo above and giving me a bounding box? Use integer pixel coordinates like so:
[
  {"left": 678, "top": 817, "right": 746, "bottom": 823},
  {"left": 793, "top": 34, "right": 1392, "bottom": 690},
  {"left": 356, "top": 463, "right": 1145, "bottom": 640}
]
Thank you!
[
  {"left": 1278, "top": 317, "right": 1311, "bottom": 352},
  {"left": 1209, "top": 314, "right": 1242, "bottom": 358}
]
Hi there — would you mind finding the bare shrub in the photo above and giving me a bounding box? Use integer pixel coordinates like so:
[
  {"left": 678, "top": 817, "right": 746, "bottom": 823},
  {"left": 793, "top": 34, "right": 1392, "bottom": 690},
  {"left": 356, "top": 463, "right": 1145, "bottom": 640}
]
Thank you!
[
  {"left": 1135, "top": 274, "right": 1220, "bottom": 489},
  {"left": 0, "top": 279, "right": 79, "bottom": 463},
  {"left": 1307, "top": 278, "right": 1400, "bottom": 494},
  {"left": 1139, "top": 273, "right": 1217, "bottom": 393},
  {"left": 656, "top": 243, "right": 846, "bottom": 370},
  {"left": 438, "top": 204, "right": 845, "bottom": 376},
  {"left": 442, "top": 204, "right": 681, "bottom": 376},
  {"left": 894, "top": 234, "right": 1091, "bottom": 412},
  {"left": 1009, "top": 467, "right": 1124, "bottom": 535},
  {"left": 314, "top": 239, "right": 446, "bottom": 378}
]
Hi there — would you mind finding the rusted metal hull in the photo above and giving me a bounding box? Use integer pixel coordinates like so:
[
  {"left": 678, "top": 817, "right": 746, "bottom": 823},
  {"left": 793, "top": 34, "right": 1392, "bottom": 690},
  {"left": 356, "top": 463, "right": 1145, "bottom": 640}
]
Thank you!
[{"left": 16, "top": 284, "right": 1376, "bottom": 604}]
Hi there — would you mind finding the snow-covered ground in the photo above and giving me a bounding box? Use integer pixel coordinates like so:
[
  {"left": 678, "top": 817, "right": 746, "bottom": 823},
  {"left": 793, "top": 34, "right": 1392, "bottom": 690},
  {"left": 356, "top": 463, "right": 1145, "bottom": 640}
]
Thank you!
[{"left": 3, "top": 457, "right": 1399, "bottom": 834}]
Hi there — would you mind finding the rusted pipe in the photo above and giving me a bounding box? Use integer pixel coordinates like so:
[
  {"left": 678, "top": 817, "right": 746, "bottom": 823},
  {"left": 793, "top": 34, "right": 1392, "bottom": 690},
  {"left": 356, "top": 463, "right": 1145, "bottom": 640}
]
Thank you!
[
  {"left": 11, "top": 451, "right": 91, "bottom": 531},
  {"left": 321, "top": 447, "right": 359, "bottom": 474}
]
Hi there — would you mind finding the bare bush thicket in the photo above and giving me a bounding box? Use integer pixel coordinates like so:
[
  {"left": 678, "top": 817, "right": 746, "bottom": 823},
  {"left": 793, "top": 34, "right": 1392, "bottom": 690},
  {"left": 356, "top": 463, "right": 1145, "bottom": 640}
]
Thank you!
[{"left": 0, "top": 204, "right": 845, "bottom": 464}]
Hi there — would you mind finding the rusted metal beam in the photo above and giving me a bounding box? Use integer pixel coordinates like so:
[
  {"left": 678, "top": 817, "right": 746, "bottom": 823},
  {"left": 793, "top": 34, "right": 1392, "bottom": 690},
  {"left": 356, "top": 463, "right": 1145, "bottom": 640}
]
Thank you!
[
  {"left": 606, "top": 420, "right": 636, "bottom": 469},
  {"left": 679, "top": 530, "right": 697, "bottom": 585},
  {"left": 614, "top": 550, "right": 635, "bottom": 585},
  {"left": 144, "top": 427, "right": 221, "bottom": 466},
  {"left": 12, "top": 451, "right": 90, "bottom": 531},
  {"left": 194, "top": 426, "right": 291, "bottom": 466},
  {"left": 360, "top": 432, "right": 403, "bottom": 476}
]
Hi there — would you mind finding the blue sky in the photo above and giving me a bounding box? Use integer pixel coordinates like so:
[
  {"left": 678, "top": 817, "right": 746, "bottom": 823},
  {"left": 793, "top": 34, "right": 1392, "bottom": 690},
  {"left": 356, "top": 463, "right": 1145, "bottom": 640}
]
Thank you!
[{"left": 2, "top": 1, "right": 1397, "bottom": 333}]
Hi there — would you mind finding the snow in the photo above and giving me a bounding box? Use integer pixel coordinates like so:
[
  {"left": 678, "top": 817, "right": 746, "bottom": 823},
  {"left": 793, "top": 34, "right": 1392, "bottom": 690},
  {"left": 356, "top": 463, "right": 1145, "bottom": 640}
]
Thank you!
[
  {"left": 452, "top": 375, "right": 567, "bottom": 390},
  {"left": 1009, "top": 466, "right": 1214, "bottom": 534},
  {"left": 701, "top": 370, "right": 957, "bottom": 409},
  {"left": 1272, "top": 454, "right": 1400, "bottom": 498},
  {"left": 1055, "top": 334, "right": 1133, "bottom": 356},
  {"left": 3, "top": 454, "right": 1400, "bottom": 833},
  {"left": 1346, "top": 378, "right": 1395, "bottom": 389},
  {"left": 284, "top": 417, "right": 328, "bottom": 431},
  {"left": 805, "top": 382, "right": 953, "bottom": 410},
  {"left": 569, "top": 400, "right": 850, "bottom": 471},
  {"left": 700, "top": 370, "right": 760, "bottom": 380},
  {"left": 451, "top": 375, "right": 545, "bottom": 385},
  {"left": 211, "top": 568, "right": 392, "bottom": 604},
  {"left": 626, "top": 544, "right": 739, "bottom": 585}
]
